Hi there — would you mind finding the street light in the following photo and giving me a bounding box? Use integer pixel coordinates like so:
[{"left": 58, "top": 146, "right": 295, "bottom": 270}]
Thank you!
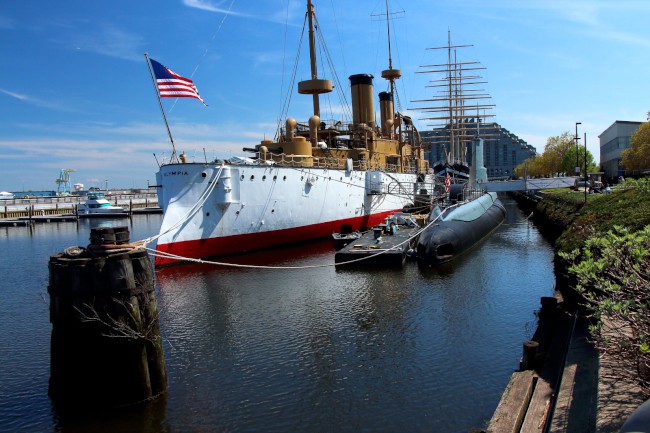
[
  {"left": 584, "top": 132, "right": 588, "bottom": 204},
  {"left": 575, "top": 122, "right": 582, "bottom": 175}
]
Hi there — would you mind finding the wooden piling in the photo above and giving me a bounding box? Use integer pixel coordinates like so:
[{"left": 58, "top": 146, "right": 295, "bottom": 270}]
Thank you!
[
  {"left": 520, "top": 340, "right": 540, "bottom": 370},
  {"left": 48, "top": 227, "right": 166, "bottom": 409}
]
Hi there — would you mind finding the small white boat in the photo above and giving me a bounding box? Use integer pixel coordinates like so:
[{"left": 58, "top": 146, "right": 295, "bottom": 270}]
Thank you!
[
  {"left": 0, "top": 191, "right": 14, "bottom": 200},
  {"left": 77, "top": 193, "right": 125, "bottom": 215}
]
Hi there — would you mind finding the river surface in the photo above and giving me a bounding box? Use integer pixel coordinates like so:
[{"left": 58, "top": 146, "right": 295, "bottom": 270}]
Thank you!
[{"left": 0, "top": 197, "right": 555, "bottom": 433}]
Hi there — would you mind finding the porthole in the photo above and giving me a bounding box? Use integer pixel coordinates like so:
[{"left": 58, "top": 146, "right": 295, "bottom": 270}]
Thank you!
[
  {"left": 273, "top": 175, "right": 277, "bottom": 181},
  {"left": 250, "top": 175, "right": 255, "bottom": 180},
  {"left": 263, "top": 175, "right": 267, "bottom": 181},
  {"left": 201, "top": 172, "right": 207, "bottom": 178},
  {"left": 206, "top": 212, "right": 210, "bottom": 216},
  {"left": 240, "top": 175, "right": 244, "bottom": 180},
  {"left": 283, "top": 176, "right": 287, "bottom": 181}
]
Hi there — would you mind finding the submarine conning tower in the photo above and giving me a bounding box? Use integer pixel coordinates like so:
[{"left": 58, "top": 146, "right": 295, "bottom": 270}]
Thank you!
[{"left": 349, "top": 74, "right": 375, "bottom": 128}]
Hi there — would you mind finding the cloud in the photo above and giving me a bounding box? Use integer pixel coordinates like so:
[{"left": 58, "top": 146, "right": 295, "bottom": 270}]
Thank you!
[
  {"left": 182, "top": 0, "right": 249, "bottom": 17},
  {"left": 182, "top": 0, "right": 300, "bottom": 25},
  {"left": 0, "top": 88, "right": 77, "bottom": 111},
  {"left": 67, "top": 24, "right": 144, "bottom": 61}
]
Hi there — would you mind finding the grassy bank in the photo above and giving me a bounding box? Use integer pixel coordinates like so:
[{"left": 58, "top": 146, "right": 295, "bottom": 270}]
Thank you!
[
  {"left": 536, "top": 181, "right": 650, "bottom": 254},
  {"left": 534, "top": 179, "right": 650, "bottom": 397}
]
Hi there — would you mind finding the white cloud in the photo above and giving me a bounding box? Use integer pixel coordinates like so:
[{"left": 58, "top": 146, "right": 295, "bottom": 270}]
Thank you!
[
  {"left": 69, "top": 24, "right": 144, "bottom": 61},
  {"left": 0, "top": 88, "right": 77, "bottom": 111},
  {"left": 182, "top": 0, "right": 248, "bottom": 17}
]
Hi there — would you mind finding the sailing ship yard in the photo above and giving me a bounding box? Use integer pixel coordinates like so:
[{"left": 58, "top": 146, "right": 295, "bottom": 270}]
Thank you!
[{"left": 1, "top": 1, "right": 648, "bottom": 432}]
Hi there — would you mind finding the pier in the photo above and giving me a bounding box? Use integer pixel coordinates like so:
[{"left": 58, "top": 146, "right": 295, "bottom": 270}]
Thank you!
[{"left": 0, "top": 192, "right": 160, "bottom": 226}]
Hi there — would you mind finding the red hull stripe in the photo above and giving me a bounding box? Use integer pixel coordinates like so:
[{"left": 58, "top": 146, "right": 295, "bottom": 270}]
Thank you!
[{"left": 155, "top": 210, "right": 400, "bottom": 265}]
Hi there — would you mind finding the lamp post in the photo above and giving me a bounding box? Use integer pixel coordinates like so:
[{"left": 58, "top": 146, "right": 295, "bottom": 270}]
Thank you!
[
  {"left": 575, "top": 122, "right": 582, "bottom": 176},
  {"left": 584, "top": 132, "right": 588, "bottom": 204}
]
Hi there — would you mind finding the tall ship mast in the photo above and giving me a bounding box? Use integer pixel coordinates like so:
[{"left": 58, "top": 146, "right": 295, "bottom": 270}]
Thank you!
[
  {"left": 151, "top": 1, "right": 432, "bottom": 266},
  {"left": 411, "top": 31, "right": 495, "bottom": 176}
]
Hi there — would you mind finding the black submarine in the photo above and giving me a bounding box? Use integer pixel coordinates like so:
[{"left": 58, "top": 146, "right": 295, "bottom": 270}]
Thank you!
[{"left": 416, "top": 136, "right": 507, "bottom": 264}]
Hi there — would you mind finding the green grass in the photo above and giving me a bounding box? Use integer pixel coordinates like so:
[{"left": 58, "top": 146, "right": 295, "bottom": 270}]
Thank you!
[{"left": 549, "top": 183, "right": 650, "bottom": 254}]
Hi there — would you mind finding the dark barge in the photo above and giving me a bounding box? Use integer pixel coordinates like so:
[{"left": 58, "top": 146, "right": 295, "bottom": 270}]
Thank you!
[{"left": 335, "top": 213, "right": 420, "bottom": 268}]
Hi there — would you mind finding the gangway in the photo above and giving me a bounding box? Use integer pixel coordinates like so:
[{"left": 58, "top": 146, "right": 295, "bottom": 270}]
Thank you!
[{"left": 483, "top": 176, "right": 577, "bottom": 193}]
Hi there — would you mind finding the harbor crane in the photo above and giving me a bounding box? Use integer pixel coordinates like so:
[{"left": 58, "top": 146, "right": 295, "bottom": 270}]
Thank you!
[{"left": 56, "top": 168, "right": 76, "bottom": 195}]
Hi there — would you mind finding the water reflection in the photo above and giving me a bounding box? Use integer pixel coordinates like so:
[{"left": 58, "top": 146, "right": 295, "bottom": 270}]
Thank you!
[
  {"left": 0, "top": 199, "right": 555, "bottom": 433},
  {"left": 151, "top": 198, "right": 554, "bottom": 432}
]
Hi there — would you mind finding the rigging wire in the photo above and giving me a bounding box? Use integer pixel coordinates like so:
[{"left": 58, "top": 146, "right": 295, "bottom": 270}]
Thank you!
[
  {"left": 276, "top": 0, "right": 292, "bottom": 139},
  {"left": 169, "top": 0, "right": 237, "bottom": 114},
  {"left": 276, "top": 13, "right": 307, "bottom": 140}
]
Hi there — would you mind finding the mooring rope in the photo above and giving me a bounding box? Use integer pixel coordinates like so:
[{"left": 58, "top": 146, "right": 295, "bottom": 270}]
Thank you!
[
  {"left": 139, "top": 162, "right": 225, "bottom": 249},
  {"left": 138, "top": 201, "right": 462, "bottom": 270}
]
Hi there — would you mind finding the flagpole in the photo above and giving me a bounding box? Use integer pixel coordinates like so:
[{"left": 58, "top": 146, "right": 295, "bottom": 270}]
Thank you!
[{"left": 145, "top": 52, "right": 178, "bottom": 163}]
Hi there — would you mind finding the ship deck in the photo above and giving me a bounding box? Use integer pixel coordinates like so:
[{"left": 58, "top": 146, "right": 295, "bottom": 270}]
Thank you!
[{"left": 334, "top": 223, "right": 420, "bottom": 268}]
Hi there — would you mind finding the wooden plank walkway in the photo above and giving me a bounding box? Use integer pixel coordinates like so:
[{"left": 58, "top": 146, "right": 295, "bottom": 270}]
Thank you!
[{"left": 481, "top": 295, "right": 576, "bottom": 433}]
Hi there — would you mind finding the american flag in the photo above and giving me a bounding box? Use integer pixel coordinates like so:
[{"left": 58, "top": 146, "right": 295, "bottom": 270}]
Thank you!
[
  {"left": 149, "top": 58, "right": 206, "bottom": 105},
  {"left": 444, "top": 173, "right": 451, "bottom": 193}
]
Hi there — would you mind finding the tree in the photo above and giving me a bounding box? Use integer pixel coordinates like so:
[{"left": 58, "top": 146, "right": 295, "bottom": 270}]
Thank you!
[
  {"left": 514, "top": 131, "right": 595, "bottom": 177},
  {"left": 622, "top": 122, "right": 650, "bottom": 172},
  {"left": 543, "top": 132, "right": 575, "bottom": 173},
  {"left": 561, "top": 224, "right": 650, "bottom": 396}
]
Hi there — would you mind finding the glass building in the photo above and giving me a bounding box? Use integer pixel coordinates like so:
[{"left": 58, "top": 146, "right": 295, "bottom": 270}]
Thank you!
[
  {"left": 421, "top": 121, "right": 536, "bottom": 179},
  {"left": 598, "top": 120, "right": 642, "bottom": 179}
]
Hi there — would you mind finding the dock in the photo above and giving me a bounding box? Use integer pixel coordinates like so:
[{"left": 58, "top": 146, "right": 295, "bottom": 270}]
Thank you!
[
  {"left": 486, "top": 295, "right": 573, "bottom": 433},
  {"left": 334, "top": 214, "right": 421, "bottom": 268},
  {"left": 0, "top": 194, "right": 161, "bottom": 226},
  {"left": 480, "top": 292, "right": 646, "bottom": 432}
]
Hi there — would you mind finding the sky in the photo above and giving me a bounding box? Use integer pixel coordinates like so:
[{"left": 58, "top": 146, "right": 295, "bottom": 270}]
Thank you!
[{"left": 1, "top": 0, "right": 648, "bottom": 192}]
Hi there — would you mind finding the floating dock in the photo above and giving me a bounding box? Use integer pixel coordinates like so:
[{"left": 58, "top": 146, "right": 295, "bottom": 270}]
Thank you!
[
  {"left": 0, "top": 207, "right": 162, "bottom": 227},
  {"left": 334, "top": 214, "right": 421, "bottom": 268}
]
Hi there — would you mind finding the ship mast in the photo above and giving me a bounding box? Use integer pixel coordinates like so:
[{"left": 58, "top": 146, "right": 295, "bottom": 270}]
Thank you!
[
  {"left": 412, "top": 32, "right": 495, "bottom": 167},
  {"left": 297, "top": 0, "right": 333, "bottom": 118},
  {"left": 381, "top": 0, "right": 401, "bottom": 96},
  {"left": 378, "top": 0, "right": 403, "bottom": 143}
]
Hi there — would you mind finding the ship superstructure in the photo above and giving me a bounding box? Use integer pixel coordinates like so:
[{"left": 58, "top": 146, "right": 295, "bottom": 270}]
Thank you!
[{"left": 153, "top": 1, "right": 432, "bottom": 265}]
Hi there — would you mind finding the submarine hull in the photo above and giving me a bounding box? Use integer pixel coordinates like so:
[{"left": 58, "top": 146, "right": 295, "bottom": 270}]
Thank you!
[{"left": 416, "top": 198, "right": 506, "bottom": 264}]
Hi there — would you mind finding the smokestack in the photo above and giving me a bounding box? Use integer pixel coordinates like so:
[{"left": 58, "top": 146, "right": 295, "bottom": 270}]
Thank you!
[
  {"left": 379, "top": 91, "right": 394, "bottom": 136},
  {"left": 349, "top": 74, "right": 375, "bottom": 127}
]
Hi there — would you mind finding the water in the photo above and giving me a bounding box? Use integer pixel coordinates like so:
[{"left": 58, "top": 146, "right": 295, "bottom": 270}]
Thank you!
[{"left": 0, "top": 198, "right": 555, "bottom": 433}]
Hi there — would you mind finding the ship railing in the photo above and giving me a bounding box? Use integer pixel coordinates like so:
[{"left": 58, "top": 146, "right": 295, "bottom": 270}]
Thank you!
[
  {"left": 461, "top": 187, "right": 489, "bottom": 202},
  {"left": 251, "top": 152, "right": 429, "bottom": 174}
]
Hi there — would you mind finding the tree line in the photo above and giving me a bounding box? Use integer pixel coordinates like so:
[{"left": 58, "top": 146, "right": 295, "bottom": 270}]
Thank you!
[{"left": 514, "top": 121, "right": 650, "bottom": 178}]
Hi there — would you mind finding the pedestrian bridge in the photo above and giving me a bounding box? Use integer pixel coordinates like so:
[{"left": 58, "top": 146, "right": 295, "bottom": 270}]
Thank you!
[{"left": 482, "top": 176, "right": 577, "bottom": 192}]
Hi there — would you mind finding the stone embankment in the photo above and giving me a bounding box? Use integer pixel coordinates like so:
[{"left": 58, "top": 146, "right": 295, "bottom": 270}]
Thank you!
[{"left": 477, "top": 191, "right": 646, "bottom": 433}]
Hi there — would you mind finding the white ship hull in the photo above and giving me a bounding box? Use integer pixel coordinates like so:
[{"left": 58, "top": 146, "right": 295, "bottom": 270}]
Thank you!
[{"left": 154, "top": 163, "right": 427, "bottom": 265}]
